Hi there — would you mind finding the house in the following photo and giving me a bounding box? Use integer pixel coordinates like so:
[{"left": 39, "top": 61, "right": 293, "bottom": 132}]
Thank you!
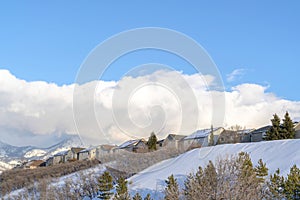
[
  {"left": 218, "top": 129, "right": 254, "bottom": 144},
  {"left": 295, "top": 122, "right": 300, "bottom": 139},
  {"left": 24, "top": 160, "right": 45, "bottom": 169},
  {"left": 242, "top": 126, "right": 271, "bottom": 142},
  {"left": 54, "top": 150, "right": 69, "bottom": 163},
  {"left": 96, "top": 145, "right": 117, "bottom": 158},
  {"left": 45, "top": 157, "right": 54, "bottom": 166},
  {"left": 52, "top": 152, "right": 66, "bottom": 165},
  {"left": 118, "top": 139, "right": 148, "bottom": 153},
  {"left": 156, "top": 139, "right": 165, "bottom": 149},
  {"left": 182, "top": 127, "right": 225, "bottom": 150},
  {"left": 65, "top": 147, "right": 85, "bottom": 161},
  {"left": 217, "top": 130, "right": 240, "bottom": 145},
  {"left": 78, "top": 147, "right": 97, "bottom": 161},
  {"left": 162, "top": 134, "right": 186, "bottom": 149}
]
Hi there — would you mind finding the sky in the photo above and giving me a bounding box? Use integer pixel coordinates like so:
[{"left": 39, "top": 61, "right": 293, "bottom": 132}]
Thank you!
[{"left": 0, "top": 1, "right": 300, "bottom": 147}]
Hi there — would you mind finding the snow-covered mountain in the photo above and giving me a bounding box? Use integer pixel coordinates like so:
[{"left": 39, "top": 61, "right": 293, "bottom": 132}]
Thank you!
[
  {"left": 128, "top": 139, "right": 300, "bottom": 199},
  {"left": 0, "top": 135, "right": 84, "bottom": 173}
]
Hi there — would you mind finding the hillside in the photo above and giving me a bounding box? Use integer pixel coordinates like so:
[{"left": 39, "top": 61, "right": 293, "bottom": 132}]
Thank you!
[
  {"left": 0, "top": 135, "right": 84, "bottom": 173},
  {"left": 128, "top": 139, "right": 300, "bottom": 198}
]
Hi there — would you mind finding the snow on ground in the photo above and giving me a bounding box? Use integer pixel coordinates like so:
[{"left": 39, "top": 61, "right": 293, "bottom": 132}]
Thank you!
[
  {"left": 128, "top": 139, "right": 300, "bottom": 199},
  {"left": 24, "top": 149, "right": 47, "bottom": 158}
]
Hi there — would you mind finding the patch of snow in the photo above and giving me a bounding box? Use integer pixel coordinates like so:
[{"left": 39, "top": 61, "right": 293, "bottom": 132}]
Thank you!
[
  {"left": 24, "top": 149, "right": 47, "bottom": 158},
  {"left": 128, "top": 139, "right": 300, "bottom": 198}
]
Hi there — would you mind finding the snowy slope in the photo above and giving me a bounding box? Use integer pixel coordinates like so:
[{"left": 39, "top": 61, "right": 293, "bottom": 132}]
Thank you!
[{"left": 128, "top": 139, "right": 300, "bottom": 198}]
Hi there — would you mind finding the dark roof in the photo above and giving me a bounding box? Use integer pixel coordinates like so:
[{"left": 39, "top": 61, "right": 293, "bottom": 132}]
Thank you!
[
  {"left": 118, "top": 139, "right": 147, "bottom": 148},
  {"left": 71, "top": 147, "right": 85, "bottom": 154},
  {"left": 29, "top": 160, "right": 44, "bottom": 167},
  {"left": 251, "top": 126, "right": 272, "bottom": 134},
  {"left": 157, "top": 139, "right": 165, "bottom": 144}
]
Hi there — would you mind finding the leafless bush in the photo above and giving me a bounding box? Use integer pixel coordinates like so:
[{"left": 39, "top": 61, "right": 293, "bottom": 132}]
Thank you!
[
  {"left": 101, "top": 147, "right": 184, "bottom": 175},
  {"left": 0, "top": 159, "right": 100, "bottom": 196}
]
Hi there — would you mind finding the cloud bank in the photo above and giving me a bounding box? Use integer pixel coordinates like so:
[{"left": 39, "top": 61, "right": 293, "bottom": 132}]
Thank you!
[{"left": 0, "top": 69, "right": 299, "bottom": 147}]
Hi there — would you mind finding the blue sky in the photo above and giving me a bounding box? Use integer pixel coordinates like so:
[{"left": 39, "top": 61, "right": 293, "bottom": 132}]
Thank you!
[{"left": 0, "top": 1, "right": 299, "bottom": 100}]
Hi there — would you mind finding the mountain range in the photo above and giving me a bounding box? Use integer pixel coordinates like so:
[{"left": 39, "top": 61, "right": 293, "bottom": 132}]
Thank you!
[{"left": 0, "top": 135, "right": 84, "bottom": 173}]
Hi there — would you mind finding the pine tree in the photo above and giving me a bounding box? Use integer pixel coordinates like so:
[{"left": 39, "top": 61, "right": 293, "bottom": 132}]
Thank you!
[
  {"left": 144, "top": 193, "right": 152, "bottom": 200},
  {"left": 236, "top": 152, "right": 262, "bottom": 199},
  {"left": 98, "top": 171, "right": 114, "bottom": 200},
  {"left": 164, "top": 174, "right": 180, "bottom": 200},
  {"left": 282, "top": 111, "right": 296, "bottom": 139},
  {"left": 209, "top": 125, "right": 214, "bottom": 146},
  {"left": 203, "top": 160, "right": 217, "bottom": 199},
  {"left": 268, "top": 169, "right": 285, "bottom": 199},
  {"left": 113, "top": 176, "right": 131, "bottom": 200},
  {"left": 265, "top": 114, "right": 281, "bottom": 140},
  {"left": 184, "top": 166, "right": 205, "bottom": 200},
  {"left": 148, "top": 132, "right": 157, "bottom": 151},
  {"left": 284, "top": 165, "right": 300, "bottom": 199},
  {"left": 254, "top": 159, "right": 269, "bottom": 183},
  {"left": 132, "top": 193, "right": 142, "bottom": 200}
]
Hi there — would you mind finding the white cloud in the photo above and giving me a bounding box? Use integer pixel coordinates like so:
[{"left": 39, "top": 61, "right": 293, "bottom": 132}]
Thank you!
[
  {"left": 226, "top": 68, "right": 247, "bottom": 82},
  {"left": 0, "top": 69, "right": 299, "bottom": 147}
]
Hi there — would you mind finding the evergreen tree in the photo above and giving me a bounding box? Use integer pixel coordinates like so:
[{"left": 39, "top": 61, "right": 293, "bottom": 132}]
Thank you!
[
  {"left": 209, "top": 125, "right": 214, "bottom": 146},
  {"left": 264, "top": 114, "right": 281, "bottom": 140},
  {"left": 132, "top": 193, "right": 142, "bottom": 200},
  {"left": 268, "top": 169, "right": 285, "bottom": 199},
  {"left": 203, "top": 160, "right": 218, "bottom": 199},
  {"left": 254, "top": 159, "right": 269, "bottom": 183},
  {"left": 284, "top": 165, "right": 300, "bottom": 199},
  {"left": 164, "top": 174, "right": 180, "bottom": 200},
  {"left": 98, "top": 171, "right": 114, "bottom": 200},
  {"left": 113, "top": 176, "right": 131, "bottom": 200},
  {"left": 148, "top": 132, "right": 157, "bottom": 151},
  {"left": 282, "top": 111, "right": 296, "bottom": 139},
  {"left": 144, "top": 193, "right": 152, "bottom": 200},
  {"left": 184, "top": 166, "right": 204, "bottom": 200},
  {"left": 236, "top": 152, "right": 262, "bottom": 199}
]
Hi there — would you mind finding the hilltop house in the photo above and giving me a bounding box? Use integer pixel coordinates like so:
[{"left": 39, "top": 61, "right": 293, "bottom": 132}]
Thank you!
[
  {"left": 96, "top": 145, "right": 117, "bottom": 158},
  {"left": 118, "top": 139, "right": 148, "bottom": 153},
  {"left": 163, "top": 134, "right": 186, "bottom": 149},
  {"left": 24, "top": 160, "right": 45, "bottom": 169},
  {"left": 156, "top": 139, "right": 165, "bottom": 149},
  {"left": 217, "top": 130, "right": 240, "bottom": 145},
  {"left": 182, "top": 127, "right": 225, "bottom": 150},
  {"left": 78, "top": 147, "right": 97, "bottom": 161},
  {"left": 217, "top": 129, "right": 254, "bottom": 144},
  {"left": 241, "top": 126, "right": 271, "bottom": 143},
  {"left": 45, "top": 157, "right": 54, "bottom": 166},
  {"left": 65, "top": 147, "right": 85, "bottom": 161}
]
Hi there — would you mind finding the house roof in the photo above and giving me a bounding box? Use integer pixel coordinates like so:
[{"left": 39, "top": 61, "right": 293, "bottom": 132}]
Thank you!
[
  {"left": 79, "top": 146, "right": 99, "bottom": 153},
  {"left": 118, "top": 139, "right": 146, "bottom": 148},
  {"left": 71, "top": 147, "right": 85, "bottom": 154},
  {"left": 184, "top": 127, "right": 222, "bottom": 140},
  {"left": 166, "top": 134, "right": 186, "bottom": 141},
  {"left": 28, "top": 160, "right": 44, "bottom": 167},
  {"left": 251, "top": 125, "right": 271, "bottom": 134},
  {"left": 157, "top": 139, "right": 165, "bottom": 144},
  {"left": 54, "top": 150, "right": 68, "bottom": 156}
]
